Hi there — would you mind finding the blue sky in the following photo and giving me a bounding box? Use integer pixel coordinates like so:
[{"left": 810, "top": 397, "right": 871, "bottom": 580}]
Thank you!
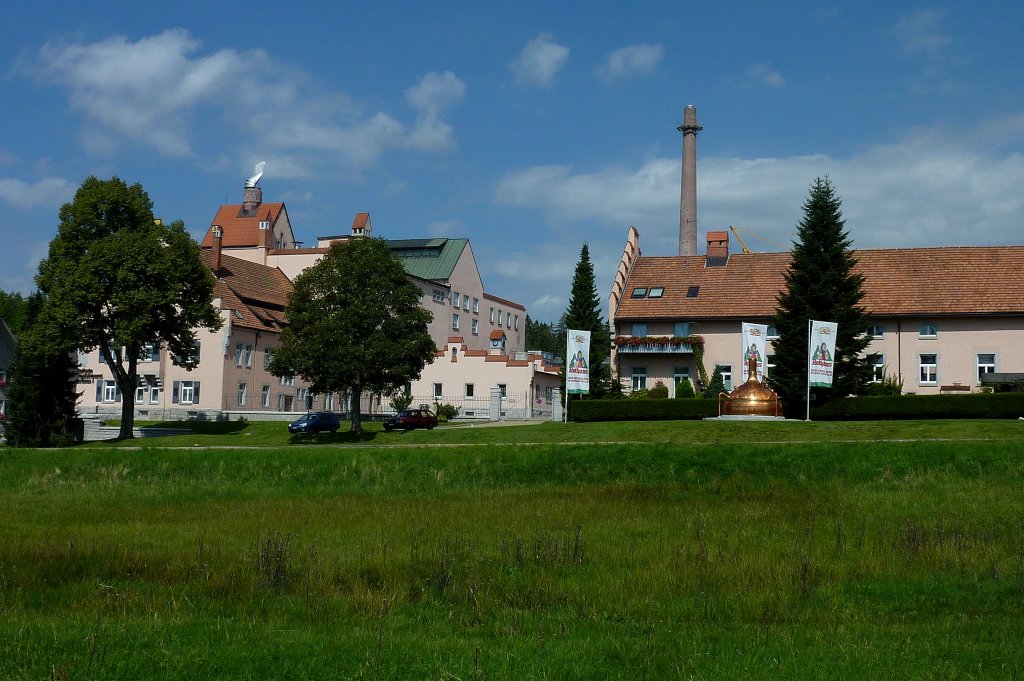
[{"left": 2, "top": 1, "right": 1023, "bottom": 321}]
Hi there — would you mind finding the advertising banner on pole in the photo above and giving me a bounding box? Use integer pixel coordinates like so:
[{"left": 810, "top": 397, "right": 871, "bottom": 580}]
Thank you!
[
  {"left": 566, "top": 329, "right": 591, "bottom": 395},
  {"left": 740, "top": 322, "right": 769, "bottom": 382},
  {"left": 808, "top": 320, "right": 838, "bottom": 388}
]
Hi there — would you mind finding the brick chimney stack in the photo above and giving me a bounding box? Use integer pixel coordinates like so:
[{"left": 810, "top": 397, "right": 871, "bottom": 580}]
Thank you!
[
  {"left": 677, "top": 104, "right": 702, "bottom": 256},
  {"left": 242, "top": 185, "right": 262, "bottom": 216},
  {"left": 211, "top": 225, "right": 223, "bottom": 274}
]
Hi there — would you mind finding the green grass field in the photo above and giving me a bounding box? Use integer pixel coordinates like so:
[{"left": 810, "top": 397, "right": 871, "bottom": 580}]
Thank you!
[{"left": 2, "top": 420, "right": 1023, "bottom": 679}]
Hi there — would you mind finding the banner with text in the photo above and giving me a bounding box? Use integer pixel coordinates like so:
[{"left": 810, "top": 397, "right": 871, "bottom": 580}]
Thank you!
[
  {"left": 740, "top": 322, "right": 769, "bottom": 382},
  {"left": 808, "top": 320, "right": 838, "bottom": 388},
  {"left": 566, "top": 329, "right": 591, "bottom": 395}
]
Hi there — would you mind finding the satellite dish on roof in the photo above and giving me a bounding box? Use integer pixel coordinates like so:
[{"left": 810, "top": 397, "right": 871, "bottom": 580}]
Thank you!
[{"left": 245, "top": 161, "right": 266, "bottom": 188}]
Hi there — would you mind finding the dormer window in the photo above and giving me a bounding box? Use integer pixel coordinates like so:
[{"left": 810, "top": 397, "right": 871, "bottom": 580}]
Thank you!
[
  {"left": 648, "top": 287, "right": 664, "bottom": 298},
  {"left": 686, "top": 286, "right": 700, "bottom": 298},
  {"left": 631, "top": 287, "right": 647, "bottom": 298}
]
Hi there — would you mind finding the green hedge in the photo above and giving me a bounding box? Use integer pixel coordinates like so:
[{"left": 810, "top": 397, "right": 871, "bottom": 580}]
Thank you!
[
  {"left": 570, "top": 398, "right": 719, "bottom": 422},
  {"left": 812, "top": 393, "right": 1024, "bottom": 420},
  {"left": 570, "top": 393, "right": 1024, "bottom": 422}
]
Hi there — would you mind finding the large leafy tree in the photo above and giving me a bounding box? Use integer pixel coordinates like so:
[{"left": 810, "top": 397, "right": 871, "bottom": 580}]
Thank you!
[
  {"left": 0, "top": 290, "right": 31, "bottom": 334},
  {"left": 36, "top": 176, "right": 222, "bottom": 439},
  {"left": 269, "top": 238, "right": 436, "bottom": 433},
  {"left": 562, "top": 243, "right": 612, "bottom": 398},
  {"left": 771, "top": 178, "right": 872, "bottom": 414},
  {"left": 4, "top": 295, "right": 81, "bottom": 447}
]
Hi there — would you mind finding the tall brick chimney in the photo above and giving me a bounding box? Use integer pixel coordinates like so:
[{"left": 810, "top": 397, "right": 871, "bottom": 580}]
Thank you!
[
  {"left": 242, "top": 185, "right": 262, "bottom": 216},
  {"left": 211, "top": 225, "right": 223, "bottom": 274},
  {"left": 677, "top": 104, "right": 702, "bottom": 256}
]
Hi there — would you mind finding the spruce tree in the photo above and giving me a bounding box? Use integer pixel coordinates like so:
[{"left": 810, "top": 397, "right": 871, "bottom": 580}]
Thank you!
[
  {"left": 771, "top": 178, "right": 872, "bottom": 413},
  {"left": 4, "top": 296, "right": 81, "bottom": 447},
  {"left": 562, "top": 244, "right": 611, "bottom": 398}
]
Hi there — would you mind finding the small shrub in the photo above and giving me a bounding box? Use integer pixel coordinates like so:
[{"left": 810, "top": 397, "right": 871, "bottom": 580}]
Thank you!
[
  {"left": 629, "top": 388, "right": 650, "bottom": 399},
  {"left": 648, "top": 381, "right": 669, "bottom": 399},
  {"left": 434, "top": 402, "right": 460, "bottom": 422},
  {"left": 675, "top": 379, "right": 695, "bottom": 398},
  {"left": 390, "top": 392, "right": 413, "bottom": 412}
]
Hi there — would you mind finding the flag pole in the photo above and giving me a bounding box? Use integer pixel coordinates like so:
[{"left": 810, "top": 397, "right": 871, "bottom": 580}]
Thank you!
[{"left": 805, "top": 318, "right": 812, "bottom": 422}]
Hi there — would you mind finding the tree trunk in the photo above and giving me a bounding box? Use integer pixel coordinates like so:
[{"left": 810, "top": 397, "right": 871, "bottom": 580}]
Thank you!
[
  {"left": 111, "top": 350, "right": 137, "bottom": 440},
  {"left": 349, "top": 389, "right": 362, "bottom": 433}
]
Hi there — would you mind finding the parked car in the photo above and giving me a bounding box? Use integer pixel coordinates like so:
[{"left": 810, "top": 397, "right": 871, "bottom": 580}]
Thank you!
[
  {"left": 383, "top": 408, "right": 438, "bottom": 431},
  {"left": 288, "top": 411, "right": 341, "bottom": 434}
]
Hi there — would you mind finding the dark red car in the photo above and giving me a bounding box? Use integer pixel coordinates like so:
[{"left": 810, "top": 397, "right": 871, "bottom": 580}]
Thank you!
[{"left": 383, "top": 408, "right": 438, "bottom": 431}]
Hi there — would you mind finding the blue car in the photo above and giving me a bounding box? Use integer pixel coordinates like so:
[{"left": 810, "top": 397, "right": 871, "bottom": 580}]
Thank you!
[{"left": 288, "top": 412, "right": 341, "bottom": 434}]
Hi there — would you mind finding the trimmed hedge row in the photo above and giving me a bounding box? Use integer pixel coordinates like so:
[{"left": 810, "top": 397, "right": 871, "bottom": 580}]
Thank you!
[
  {"left": 570, "top": 393, "right": 1024, "bottom": 422},
  {"left": 570, "top": 398, "right": 719, "bottom": 422},
  {"left": 811, "top": 392, "right": 1024, "bottom": 421}
]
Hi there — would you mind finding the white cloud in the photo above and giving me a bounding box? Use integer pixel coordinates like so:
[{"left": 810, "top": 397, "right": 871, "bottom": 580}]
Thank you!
[
  {"left": 428, "top": 219, "right": 463, "bottom": 236},
  {"left": 744, "top": 63, "right": 786, "bottom": 89},
  {"left": 890, "top": 10, "right": 952, "bottom": 55},
  {"left": 27, "top": 30, "right": 460, "bottom": 173},
  {"left": 511, "top": 34, "right": 570, "bottom": 88},
  {"left": 494, "top": 114, "right": 1024, "bottom": 254},
  {"left": 597, "top": 44, "right": 664, "bottom": 82},
  {"left": 0, "top": 176, "right": 75, "bottom": 209},
  {"left": 405, "top": 71, "right": 466, "bottom": 152}
]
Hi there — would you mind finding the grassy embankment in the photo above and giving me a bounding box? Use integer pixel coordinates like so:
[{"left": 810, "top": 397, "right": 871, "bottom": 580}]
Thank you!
[{"left": 2, "top": 420, "right": 1023, "bottom": 679}]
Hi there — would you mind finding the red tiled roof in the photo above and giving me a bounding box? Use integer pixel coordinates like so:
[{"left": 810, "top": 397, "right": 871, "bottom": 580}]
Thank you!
[
  {"left": 200, "top": 250, "right": 293, "bottom": 332},
  {"left": 353, "top": 212, "right": 370, "bottom": 229},
  {"left": 489, "top": 330, "right": 505, "bottom": 341},
  {"left": 201, "top": 203, "right": 286, "bottom": 248},
  {"left": 615, "top": 246, "right": 1024, "bottom": 321}
]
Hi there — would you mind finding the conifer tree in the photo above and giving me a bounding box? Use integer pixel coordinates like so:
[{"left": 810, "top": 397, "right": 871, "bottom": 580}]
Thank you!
[
  {"left": 562, "top": 244, "right": 611, "bottom": 398},
  {"left": 771, "top": 178, "right": 872, "bottom": 413},
  {"left": 4, "top": 295, "right": 81, "bottom": 447}
]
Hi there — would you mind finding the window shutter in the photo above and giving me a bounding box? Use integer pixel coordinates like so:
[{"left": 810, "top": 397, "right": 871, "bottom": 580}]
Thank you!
[
  {"left": 96, "top": 380, "right": 103, "bottom": 402},
  {"left": 194, "top": 381, "right": 200, "bottom": 402},
  {"left": 172, "top": 381, "right": 180, "bottom": 404}
]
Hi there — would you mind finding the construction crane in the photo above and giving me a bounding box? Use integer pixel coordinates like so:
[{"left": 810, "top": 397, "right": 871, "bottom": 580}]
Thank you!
[{"left": 728, "top": 225, "right": 790, "bottom": 254}]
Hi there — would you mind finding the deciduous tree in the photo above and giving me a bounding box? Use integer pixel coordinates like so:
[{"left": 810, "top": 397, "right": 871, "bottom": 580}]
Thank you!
[
  {"left": 269, "top": 238, "right": 436, "bottom": 433},
  {"left": 771, "top": 178, "right": 872, "bottom": 414},
  {"left": 36, "top": 176, "right": 221, "bottom": 439}
]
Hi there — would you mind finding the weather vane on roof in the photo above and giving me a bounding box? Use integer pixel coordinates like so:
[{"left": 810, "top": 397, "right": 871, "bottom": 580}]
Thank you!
[{"left": 245, "top": 161, "right": 266, "bottom": 188}]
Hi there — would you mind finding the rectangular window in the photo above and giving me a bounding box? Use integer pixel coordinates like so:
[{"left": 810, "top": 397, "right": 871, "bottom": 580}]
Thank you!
[
  {"left": 919, "top": 354, "right": 938, "bottom": 384},
  {"left": 498, "top": 383, "right": 507, "bottom": 398},
  {"left": 432, "top": 289, "right": 445, "bottom": 303},
  {"left": 237, "top": 382, "right": 248, "bottom": 406},
  {"left": 631, "top": 367, "right": 647, "bottom": 392},
  {"left": 279, "top": 375, "right": 295, "bottom": 386},
  {"left": 673, "top": 367, "right": 690, "bottom": 396},
  {"left": 631, "top": 287, "right": 647, "bottom": 298},
  {"left": 471, "top": 318, "right": 479, "bottom": 335},
  {"left": 767, "top": 324, "right": 779, "bottom": 340},
  {"left": 150, "top": 385, "right": 160, "bottom": 404},
  {"left": 719, "top": 365, "right": 733, "bottom": 391},
  {"left": 514, "top": 315, "right": 519, "bottom": 331},
  {"left": 867, "top": 324, "right": 884, "bottom": 339},
  {"left": 135, "top": 382, "right": 145, "bottom": 404},
  {"left": 433, "top": 383, "right": 443, "bottom": 399},
  {"left": 324, "top": 392, "right": 334, "bottom": 411},
  {"left": 489, "top": 307, "right": 495, "bottom": 323},
  {"left": 464, "top": 296, "right": 470, "bottom": 311},
  {"left": 244, "top": 344, "right": 253, "bottom": 367},
  {"left": 453, "top": 292, "right": 461, "bottom": 308},
  {"left": 686, "top": 286, "right": 700, "bottom": 298},
  {"left": 977, "top": 353, "right": 996, "bottom": 382},
  {"left": 139, "top": 342, "right": 160, "bottom": 362},
  {"left": 871, "top": 355, "right": 885, "bottom": 383},
  {"left": 506, "top": 312, "right": 511, "bottom": 328},
  {"left": 261, "top": 384, "right": 271, "bottom": 408},
  {"left": 465, "top": 383, "right": 475, "bottom": 399},
  {"left": 673, "top": 322, "right": 690, "bottom": 337},
  {"left": 235, "top": 343, "right": 244, "bottom": 366},
  {"left": 264, "top": 348, "right": 273, "bottom": 369},
  {"left": 919, "top": 324, "right": 938, "bottom": 339},
  {"left": 173, "top": 380, "right": 200, "bottom": 405},
  {"left": 497, "top": 310, "right": 502, "bottom": 327},
  {"left": 452, "top": 313, "right": 460, "bottom": 331},
  {"left": 648, "top": 287, "right": 664, "bottom": 298},
  {"left": 632, "top": 323, "right": 648, "bottom": 337},
  {"left": 102, "top": 380, "right": 120, "bottom": 403},
  {"left": 472, "top": 298, "right": 479, "bottom": 313},
  {"left": 296, "top": 387, "right": 308, "bottom": 408}
]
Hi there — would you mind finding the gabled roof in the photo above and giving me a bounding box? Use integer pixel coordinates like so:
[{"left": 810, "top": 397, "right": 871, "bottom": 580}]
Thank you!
[
  {"left": 199, "top": 250, "right": 293, "bottom": 332},
  {"left": 201, "top": 203, "right": 287, "bottom": 248},
  {"left": 615, "top": 245, "right": 1024, "bottom": 321}
]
